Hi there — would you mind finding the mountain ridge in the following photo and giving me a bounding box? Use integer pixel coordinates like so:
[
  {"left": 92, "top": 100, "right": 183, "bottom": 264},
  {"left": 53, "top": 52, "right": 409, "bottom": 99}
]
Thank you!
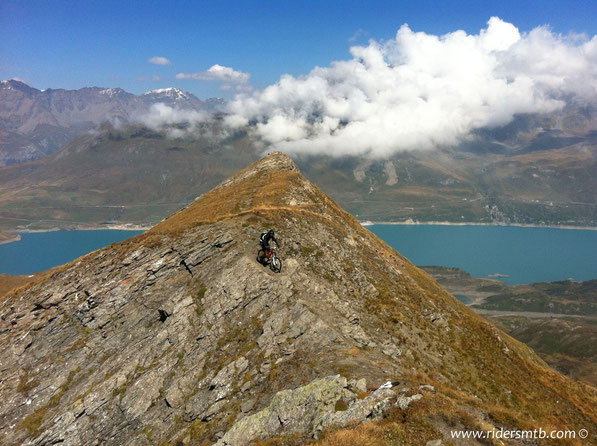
[
  {"left": 0, "top": 79, "right": 223, "bottom": 166},
  {"left": 1, "top": 152, "right": 595, "bottom": 445}
]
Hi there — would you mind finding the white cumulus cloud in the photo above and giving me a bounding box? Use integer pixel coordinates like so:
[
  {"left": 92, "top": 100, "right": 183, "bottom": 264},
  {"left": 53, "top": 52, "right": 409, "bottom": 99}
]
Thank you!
[
  {"left": 176, "top": 64, "right": 250, "bottom": 91},
  {"left": 224, "top": 17, "right": 597, "bottom": 157},
  {"left": 148, "top": 56, "right": 172, "bottom": 66}
]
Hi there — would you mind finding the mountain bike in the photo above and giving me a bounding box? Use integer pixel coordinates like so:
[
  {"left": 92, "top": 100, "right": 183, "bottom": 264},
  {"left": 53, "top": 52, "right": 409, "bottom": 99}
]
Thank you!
[{"left": 257, "top": 245, "right": 282, "bottom": 273}]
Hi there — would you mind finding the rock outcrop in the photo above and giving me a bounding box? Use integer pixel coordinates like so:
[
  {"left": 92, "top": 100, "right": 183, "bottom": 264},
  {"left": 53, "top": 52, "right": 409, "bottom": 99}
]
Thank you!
[
  {"left": 0, "top": 152, "right": 595, "bottom": 445},
  {"left": 216, "top": 375, "right": 404, "bottom": 446}
]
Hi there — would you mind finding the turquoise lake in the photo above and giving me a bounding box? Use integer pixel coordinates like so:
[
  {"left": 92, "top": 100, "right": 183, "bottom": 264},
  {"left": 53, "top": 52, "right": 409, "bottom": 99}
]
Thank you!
[
  {"left": 368, "top": 224, "right": 597, "bottom": 285},
  {"left": 0, "top": 230, "right": 144, "bottom": 276},
  {"left": 0, "top": 226, "right": 596, "bottom": 285}
]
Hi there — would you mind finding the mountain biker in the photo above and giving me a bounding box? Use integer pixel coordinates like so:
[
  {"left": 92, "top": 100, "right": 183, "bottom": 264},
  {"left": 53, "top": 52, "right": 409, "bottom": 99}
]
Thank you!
[
  {"left": 257, "top": 229, "right": 283, "bottom": 272},
  {"left": 260, "top": 229, "right": 279, "bottom": 252}
]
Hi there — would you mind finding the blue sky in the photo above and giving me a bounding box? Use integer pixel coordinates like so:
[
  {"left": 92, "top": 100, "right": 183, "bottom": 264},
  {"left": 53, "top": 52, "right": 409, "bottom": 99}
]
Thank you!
[{"left": 1, "top": 0, "right": 596, "bottom": 99}]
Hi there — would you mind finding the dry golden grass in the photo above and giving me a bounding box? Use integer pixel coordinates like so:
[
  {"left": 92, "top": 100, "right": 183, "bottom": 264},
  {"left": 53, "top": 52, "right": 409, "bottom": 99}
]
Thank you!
[
  {"left": 147, "top": 153, "right": 363, "bottom": 240},
  {"left": 0, "top": 274, "right": 34, "bottom": 299},
  {"left": 309, "top": 382, "right": 595, "bottom": 446},
  {"left": 315, "top": 422, "right": 387, "bottom": 446},
  {"left": 0, "top": 265, "right": 65, "bottom": 304}
]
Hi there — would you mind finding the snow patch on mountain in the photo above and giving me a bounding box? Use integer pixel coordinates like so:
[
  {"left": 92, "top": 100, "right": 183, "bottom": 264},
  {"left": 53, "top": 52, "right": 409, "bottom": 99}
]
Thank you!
[{"left": 144, "top": 87, "right": 190, "bottom": 100}]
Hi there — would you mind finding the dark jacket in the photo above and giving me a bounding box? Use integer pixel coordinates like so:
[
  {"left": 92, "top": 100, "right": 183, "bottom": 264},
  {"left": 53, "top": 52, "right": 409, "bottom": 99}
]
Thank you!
[{"left": 260, "top": 231, "right": 279, "bottom": 250}]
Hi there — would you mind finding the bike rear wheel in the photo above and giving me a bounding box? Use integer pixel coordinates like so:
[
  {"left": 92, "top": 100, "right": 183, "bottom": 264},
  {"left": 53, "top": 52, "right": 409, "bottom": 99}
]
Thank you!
[{"left": 257, "top": 249, "right": 266, "bottom": 265}]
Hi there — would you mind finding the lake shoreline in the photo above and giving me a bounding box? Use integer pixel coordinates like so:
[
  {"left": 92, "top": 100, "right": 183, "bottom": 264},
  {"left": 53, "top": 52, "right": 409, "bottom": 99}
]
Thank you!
[
  {"left": 359, "top": 220, "right": 597, "bottom": 231},
  {"left": 1, "top": 224, "right": 151, "bottom": 246},
  {"left": 0, "top": 234, "right": 22, "bottom": 245},
  {"left": 18, "top": 223, "right": 152, "bottom": 234}
]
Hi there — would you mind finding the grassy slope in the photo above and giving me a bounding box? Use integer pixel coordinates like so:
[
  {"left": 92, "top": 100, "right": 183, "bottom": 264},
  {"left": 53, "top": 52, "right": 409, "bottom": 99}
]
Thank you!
[
  {"left": 296, "top": 152, "right": 489, "bottom": 223},
  {"left": 490, "top": 315, "right": 597, "bottom": 387},
  {"left": 477, "top": 145, "right": 597, "bottom": 225},
  {"left": 0, "top": 274, "right": 34, "bottom": 299},
  {"left": 298, "top": 144, "right": 597, "bottom": 225},
  {"left": 0, "top": 267, "right": 60, "bottom": 301}
]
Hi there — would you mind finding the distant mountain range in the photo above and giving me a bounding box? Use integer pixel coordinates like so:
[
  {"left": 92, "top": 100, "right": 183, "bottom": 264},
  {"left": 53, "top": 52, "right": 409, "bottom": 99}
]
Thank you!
[
  {"left": 0, "top": 80, "right": 224, "bottom": 165},
  {"left": 0, "top": 80, "right": 596, "bottom": 233},
  {"left": 0, "top": 120, "right": 595, "bottom": 239}
]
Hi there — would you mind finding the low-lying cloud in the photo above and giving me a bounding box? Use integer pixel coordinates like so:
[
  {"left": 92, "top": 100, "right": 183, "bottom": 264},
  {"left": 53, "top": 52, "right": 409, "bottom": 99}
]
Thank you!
[
  {"left": 138, "top": 103, "right": 210, "bottom": 138},
  {"left": 224, "top": 17, "right": 597, "bottom": 157}
]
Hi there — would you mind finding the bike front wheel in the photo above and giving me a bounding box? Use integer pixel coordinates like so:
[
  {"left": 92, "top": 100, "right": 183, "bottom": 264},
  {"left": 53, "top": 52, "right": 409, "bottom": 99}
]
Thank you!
[{"left": 270, "top": 256, "right": 282, "bottom": 273}]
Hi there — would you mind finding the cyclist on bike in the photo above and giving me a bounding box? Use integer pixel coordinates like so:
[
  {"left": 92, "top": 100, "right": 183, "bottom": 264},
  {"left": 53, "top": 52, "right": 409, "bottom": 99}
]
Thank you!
[
  {"left": 260, "top": 229, "right": 279, "bottom": 252},
  {"left": 257, "top": 229, "right": 282, "bottom": 272}
]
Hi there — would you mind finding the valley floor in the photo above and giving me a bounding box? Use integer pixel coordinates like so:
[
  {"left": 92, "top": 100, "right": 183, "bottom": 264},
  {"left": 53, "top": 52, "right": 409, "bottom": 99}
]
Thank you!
[{"left": 424, "top": 265, "right": 597, "bottom": 387}]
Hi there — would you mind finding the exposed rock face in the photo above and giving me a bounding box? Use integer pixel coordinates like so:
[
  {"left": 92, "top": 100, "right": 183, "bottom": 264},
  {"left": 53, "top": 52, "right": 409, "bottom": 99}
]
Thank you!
[
  {"left": 0, "top": 152, "right": 595, "bottom": 445},
  {"left": 217, "top": 375, "right": 402, "bottom": 446}
]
